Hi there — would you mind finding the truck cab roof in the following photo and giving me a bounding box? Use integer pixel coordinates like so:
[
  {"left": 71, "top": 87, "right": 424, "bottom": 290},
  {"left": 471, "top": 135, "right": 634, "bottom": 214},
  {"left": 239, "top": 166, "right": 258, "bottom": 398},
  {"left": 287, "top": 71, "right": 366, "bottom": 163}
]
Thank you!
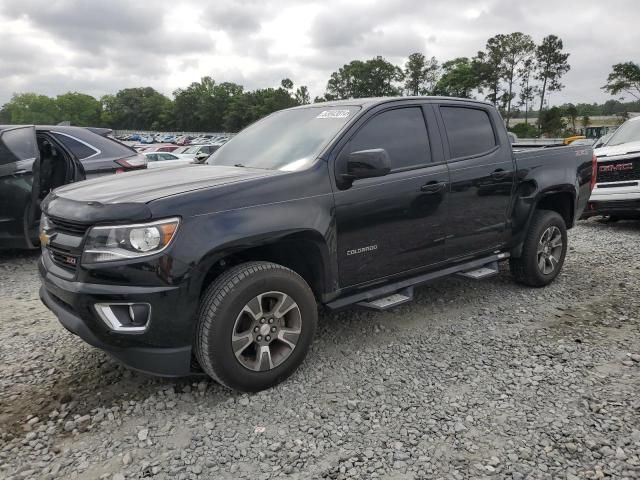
[{"left": 289, "top": 96, "right": 494, "bottom": 111}]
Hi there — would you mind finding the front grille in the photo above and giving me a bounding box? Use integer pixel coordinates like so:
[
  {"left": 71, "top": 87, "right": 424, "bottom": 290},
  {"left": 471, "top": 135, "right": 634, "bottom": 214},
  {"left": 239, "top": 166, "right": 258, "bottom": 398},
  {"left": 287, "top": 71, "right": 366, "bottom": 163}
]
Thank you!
[
  {"left": 597, "top": 157, "right": 640, "bottom": 184},
  {"left": 48, "top": 246, "right": 80, "bottom": 271},
  {"left": 48, "top": 216, "right": 91, "bottom": 236}
]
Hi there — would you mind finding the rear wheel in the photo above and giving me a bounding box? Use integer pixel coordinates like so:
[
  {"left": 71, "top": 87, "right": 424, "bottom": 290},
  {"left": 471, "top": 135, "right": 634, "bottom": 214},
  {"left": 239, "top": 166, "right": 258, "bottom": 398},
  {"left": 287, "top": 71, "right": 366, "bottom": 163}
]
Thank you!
[
  {"left": 195, "top": 261, "right": 317, "bottom": 392},
  {"left": 510, "top": 209, "right": 567, "bottom": 287}
]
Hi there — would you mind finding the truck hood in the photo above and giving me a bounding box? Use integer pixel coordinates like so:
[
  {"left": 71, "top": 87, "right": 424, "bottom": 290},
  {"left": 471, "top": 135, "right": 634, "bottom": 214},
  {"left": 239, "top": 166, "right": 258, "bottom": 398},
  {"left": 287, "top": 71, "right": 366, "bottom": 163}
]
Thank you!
[
  {"left": 595, "top": 140, "right": 640, "bottom": 159},
  {"left": 54, "top": 164, "right": 280, "bottom": 204}
]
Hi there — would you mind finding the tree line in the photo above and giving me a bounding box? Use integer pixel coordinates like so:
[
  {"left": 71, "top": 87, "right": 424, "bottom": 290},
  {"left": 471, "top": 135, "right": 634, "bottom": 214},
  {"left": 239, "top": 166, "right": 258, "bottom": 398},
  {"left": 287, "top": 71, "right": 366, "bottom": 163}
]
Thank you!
[{"left": 1, "top": 31, "right": 639, "bottom": 136}]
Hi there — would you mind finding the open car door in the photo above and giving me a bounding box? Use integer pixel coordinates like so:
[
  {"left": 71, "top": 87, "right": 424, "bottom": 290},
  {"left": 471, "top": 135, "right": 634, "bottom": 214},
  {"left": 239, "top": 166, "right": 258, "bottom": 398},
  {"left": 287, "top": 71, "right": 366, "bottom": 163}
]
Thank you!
[
  {"left": 0, "top": 126, "right": 40, "bottom": 248},
  {"left": 31, "top": 130, "right": 86, "bottom": 232}
]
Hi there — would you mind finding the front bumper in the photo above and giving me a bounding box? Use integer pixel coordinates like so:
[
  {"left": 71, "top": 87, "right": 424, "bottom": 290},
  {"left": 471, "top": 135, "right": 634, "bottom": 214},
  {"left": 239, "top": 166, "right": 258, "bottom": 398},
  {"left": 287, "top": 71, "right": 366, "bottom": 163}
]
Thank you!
[{"left": 39, "top": 257, "right": 198, "bottom": 377}]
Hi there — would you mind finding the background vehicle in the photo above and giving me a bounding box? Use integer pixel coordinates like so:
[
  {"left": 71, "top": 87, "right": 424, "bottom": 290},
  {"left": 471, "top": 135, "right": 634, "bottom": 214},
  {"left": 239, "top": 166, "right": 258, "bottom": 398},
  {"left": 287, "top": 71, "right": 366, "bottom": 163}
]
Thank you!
[
  {"left": 583, "top": 116, "right": 640, "bottom": 220},
  {"left": 0, "top": 125, "right": 146, "bottom": 249},
  {"left": 180, "top": 144, "right": 221, "bottom": 162},
  {"left": 143, "top": 151, "right": 194, "bottom": 169},
  {"left": 568, "top": 138, "right": 595, "bottom": 146},
  {"left": 38, "top": 97, "right": 594, "bottom": 392},
  {"left": 583, "top": 125, "right": 618, "bottom": 140}
]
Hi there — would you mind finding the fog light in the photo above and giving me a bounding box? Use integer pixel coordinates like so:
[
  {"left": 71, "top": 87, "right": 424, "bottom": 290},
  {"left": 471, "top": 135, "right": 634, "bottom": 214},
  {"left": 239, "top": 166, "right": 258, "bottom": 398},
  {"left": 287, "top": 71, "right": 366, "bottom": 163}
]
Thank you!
[{"left": 95, "top": 303, "right": 151, "bottom": 333}]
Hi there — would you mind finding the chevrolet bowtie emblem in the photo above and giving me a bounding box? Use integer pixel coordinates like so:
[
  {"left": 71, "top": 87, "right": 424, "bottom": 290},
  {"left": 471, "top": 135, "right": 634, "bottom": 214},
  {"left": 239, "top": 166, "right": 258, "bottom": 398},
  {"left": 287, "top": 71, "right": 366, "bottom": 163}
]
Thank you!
[{"left": 39, "top": 231, "right": 55, "bottom": 247}]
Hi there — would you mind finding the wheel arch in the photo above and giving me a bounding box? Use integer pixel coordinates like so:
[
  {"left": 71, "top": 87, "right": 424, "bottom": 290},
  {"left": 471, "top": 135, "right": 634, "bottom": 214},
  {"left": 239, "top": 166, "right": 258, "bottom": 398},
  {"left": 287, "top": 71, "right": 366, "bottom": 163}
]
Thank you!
[
  {"left": 510, "top": 186, "right": 576, "bottom": 258},
  {"left": 196, "top": 229, "right": 333, "bottom": 300}
]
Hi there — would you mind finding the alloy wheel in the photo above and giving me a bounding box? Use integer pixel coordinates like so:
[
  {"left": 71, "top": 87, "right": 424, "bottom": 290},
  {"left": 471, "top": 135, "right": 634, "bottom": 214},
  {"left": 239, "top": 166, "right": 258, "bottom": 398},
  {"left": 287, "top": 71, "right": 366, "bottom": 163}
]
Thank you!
[
  {"left": 536, "top": 226, "right": 563, "bottom": 275},
  {"left": 231, "top": 291, "right": 302, "bottom": 372}
]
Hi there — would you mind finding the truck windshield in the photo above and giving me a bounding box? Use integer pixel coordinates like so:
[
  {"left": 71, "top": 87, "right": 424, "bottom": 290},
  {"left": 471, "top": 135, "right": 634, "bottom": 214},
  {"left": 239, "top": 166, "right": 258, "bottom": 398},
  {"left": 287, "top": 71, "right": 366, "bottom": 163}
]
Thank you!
[
  {"left": 206, "top": 106, "right": 360, "bottom": 171},
  {"left": 606, "top": 119, "right": 640, "bottom": 147}
]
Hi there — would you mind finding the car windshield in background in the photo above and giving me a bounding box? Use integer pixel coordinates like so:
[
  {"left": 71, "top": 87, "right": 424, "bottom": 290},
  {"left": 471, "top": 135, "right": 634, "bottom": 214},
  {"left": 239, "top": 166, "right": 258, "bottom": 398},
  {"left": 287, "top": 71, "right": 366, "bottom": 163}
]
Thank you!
[
  {"left": 606, "top": 119, "right": 640, "bottom": 147},
  {"left": 183, "top": 146, "right": 200, "bottom": 154},
  {"left": 207, "top": 106, "right": 360, "bottom": 171}
]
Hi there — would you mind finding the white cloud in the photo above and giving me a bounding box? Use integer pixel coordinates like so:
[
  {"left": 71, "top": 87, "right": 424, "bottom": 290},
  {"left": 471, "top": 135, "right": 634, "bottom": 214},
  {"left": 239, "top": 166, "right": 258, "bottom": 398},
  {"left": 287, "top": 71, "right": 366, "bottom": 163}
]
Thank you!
[{"left": 0, "top": 0, "right": 638, "bottom": 105}]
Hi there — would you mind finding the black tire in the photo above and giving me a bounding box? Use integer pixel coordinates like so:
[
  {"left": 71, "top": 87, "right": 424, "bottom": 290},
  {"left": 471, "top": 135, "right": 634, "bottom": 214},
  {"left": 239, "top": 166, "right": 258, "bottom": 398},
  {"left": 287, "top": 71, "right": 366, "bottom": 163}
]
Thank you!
[
  {"left": 510, "top": 209, "right": 567, "bottom": 287},
  {"left": 23, "top": 202, "right": 39, "bottom": 249},
  {"left": 195, "top": 261, "right": 317, "bottom": 392}
]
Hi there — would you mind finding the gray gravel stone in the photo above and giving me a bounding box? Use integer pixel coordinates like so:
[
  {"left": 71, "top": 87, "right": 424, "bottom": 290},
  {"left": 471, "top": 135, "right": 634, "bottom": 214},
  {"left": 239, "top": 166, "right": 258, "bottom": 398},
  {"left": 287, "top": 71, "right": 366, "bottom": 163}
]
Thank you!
[{"left": 1, "top": 220, "right": 640, "bottom": 479}]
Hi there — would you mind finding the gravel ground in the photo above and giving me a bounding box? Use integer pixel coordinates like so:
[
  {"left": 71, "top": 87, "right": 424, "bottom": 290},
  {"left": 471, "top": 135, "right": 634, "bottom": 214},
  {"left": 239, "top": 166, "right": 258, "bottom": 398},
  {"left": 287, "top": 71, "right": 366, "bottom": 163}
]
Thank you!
[{"left": 1, "top": 219, "right": 639, "bottom": 480}]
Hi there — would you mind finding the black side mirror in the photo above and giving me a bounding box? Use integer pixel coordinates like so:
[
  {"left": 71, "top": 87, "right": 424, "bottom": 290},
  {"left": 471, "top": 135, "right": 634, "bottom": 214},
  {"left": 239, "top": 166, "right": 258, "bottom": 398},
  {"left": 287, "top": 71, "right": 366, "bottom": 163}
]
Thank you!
[{"left": 339, "top": 149, "right": 391, "bottom": 188}]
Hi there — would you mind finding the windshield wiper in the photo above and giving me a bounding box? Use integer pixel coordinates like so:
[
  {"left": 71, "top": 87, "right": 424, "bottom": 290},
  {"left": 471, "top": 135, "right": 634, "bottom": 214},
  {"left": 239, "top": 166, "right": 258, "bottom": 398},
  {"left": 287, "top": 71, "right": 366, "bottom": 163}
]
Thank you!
[{"left": 234, "top": 163, "right": 245, "bottom": 167}]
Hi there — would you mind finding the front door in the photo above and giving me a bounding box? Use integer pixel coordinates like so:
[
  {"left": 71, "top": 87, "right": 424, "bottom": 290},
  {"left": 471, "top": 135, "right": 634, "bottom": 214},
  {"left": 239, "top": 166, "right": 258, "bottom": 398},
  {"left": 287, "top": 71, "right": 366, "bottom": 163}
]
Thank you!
[
  {"left": 436, "top": 104, "right": 515, "bottom": 259},
  {"left": 333, "top": 105, "right": 450, "bottom": 287},
  {"left": 0, "top": 126, "right": 40, "bottom": 247}
]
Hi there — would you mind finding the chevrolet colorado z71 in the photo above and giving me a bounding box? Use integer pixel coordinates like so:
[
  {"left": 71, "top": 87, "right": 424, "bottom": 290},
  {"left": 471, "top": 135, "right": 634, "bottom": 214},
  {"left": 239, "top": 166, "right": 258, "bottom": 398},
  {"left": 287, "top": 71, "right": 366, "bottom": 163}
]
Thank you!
[{"left": 37, "top": 97, "right": 595, "bottom": 391}]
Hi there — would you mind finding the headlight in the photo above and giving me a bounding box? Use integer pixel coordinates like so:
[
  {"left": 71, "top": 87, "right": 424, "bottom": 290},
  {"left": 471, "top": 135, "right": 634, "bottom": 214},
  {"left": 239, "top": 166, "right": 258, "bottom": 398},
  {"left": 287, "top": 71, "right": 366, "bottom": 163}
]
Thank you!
[{"left": 82, "top": 217, "right": 180, "bottom": 263}]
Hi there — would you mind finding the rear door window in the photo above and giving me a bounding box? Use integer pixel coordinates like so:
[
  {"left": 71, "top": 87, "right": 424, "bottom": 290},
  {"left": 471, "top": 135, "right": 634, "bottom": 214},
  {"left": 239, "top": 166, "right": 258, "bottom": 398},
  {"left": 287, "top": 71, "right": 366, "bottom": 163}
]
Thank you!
[
  {"left": 440, "top": 106, "right": 496, "bottom": 159},
  {"left": 341, "top": 107, "right": 431, "bottom": 171},
  {"left": 0, "top": 127, "right": 39, "bottom": 165}
]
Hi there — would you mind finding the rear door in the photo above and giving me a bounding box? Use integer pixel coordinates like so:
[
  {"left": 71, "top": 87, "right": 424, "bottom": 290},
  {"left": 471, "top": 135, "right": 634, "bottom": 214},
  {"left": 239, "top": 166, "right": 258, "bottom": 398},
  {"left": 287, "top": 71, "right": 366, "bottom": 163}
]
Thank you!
[
  {"left": 332, "top": 103, "right": 450, "bottom": 287},
  {"left": 436, "top": 103, "right": 515, "bottom": 259},
  {"left": 0, "top": 126, "right": 40, "bottom": 246}
]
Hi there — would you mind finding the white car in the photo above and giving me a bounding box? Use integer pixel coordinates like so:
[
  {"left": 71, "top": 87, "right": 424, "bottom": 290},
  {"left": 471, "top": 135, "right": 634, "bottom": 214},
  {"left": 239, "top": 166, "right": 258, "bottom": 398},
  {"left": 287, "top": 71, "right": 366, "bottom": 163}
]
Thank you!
[
  {"left": 179, "top": 144, "right": 221, "bottom": 163},
  {"left": 143, "top": 152, "right": 194, "bottom": 169},
  {"left": 585, "top": 116, "right": 640, "bottom": 220}
]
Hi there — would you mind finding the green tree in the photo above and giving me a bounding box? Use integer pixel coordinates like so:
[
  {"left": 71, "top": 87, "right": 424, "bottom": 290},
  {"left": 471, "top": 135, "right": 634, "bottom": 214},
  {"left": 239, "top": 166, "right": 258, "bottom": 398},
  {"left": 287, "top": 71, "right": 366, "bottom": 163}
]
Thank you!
[
  {"left": 539, "top": 106, "right": 566, "bottom": 136},
  {"left": 325, "top": 56, "right": 404, "bottom": 99},
  {"left": 499, "top": 32, "right": 535, "bottom": 127},
  {"left": 0, "top": 104, "right": 10, "bottom": 123},
  {"left": 518, "top": 58, "right": 537, "bottom": 125},
  {"left": 280, "top": 78, "right": 294, "bottom": 90},
  {"left": 581, "top": 115, "right": 590, "bottom": 129},
  {"left": 99, "top": 87, "right": 173, "bottom": 130},
  {"left": 2, "top": 93, "right": 59, "bottom": 124},
  {"left": 509, "top": 122, "right": 538, "bottom": 138},
  {"left": 602, "top": 62, "right": 640, "bottom": 100},
  {"left": 474, "top": 35, "right": 506, "bottom": 105},
  {"left": 535, "top": 35, "right": 570, "bottom": 129},
  {"left": 295, "top": 86, "right": 311, "bottom": 105},
  {"left": 433, "top": 57, "right": 479, "bottom": 98},
  {"left": 403, "top": 52, "right": 439, "bottom": 95},
  {"left": 223, "top": 83, "right": 299, "bottom": 131},
  {"left": 55, "top": 92, "right": 102, "bottom": 126},
  {"left": 173, "top": 77, "right": 243, "bottom": 131},
  {"left": 564, "top": 103, "right": 578, "bottom": 132}
]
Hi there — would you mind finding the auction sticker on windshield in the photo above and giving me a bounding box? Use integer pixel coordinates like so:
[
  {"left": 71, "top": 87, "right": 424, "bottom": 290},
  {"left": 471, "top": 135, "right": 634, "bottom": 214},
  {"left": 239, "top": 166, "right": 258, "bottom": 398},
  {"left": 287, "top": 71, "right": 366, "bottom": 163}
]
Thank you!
[{"left": 317, "top": 110, "right": 350, "bottom": 119}]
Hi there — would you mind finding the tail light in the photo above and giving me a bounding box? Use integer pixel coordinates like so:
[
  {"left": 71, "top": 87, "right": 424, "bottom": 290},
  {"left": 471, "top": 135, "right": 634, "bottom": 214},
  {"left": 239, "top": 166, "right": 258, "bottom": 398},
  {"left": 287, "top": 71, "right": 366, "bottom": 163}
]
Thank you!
[
  {"left": 115, "top": 155, "right": 147, "bottom": 171},
  {"left": 590, "top": 153, "right": 597, "bottom": 190}
]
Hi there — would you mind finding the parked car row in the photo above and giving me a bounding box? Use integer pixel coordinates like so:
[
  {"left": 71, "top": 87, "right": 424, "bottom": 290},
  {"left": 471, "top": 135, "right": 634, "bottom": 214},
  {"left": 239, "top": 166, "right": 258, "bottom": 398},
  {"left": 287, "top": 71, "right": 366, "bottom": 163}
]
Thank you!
[{"left": 116, "top": 132, "right": 231, "bottom": 147}]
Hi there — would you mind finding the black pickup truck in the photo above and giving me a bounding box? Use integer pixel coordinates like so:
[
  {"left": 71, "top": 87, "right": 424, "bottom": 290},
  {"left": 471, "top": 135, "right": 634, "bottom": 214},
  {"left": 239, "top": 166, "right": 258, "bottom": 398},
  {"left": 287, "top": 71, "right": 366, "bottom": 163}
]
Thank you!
[{"left": 38, "top": 97, "right": 595, "bottom": 391}]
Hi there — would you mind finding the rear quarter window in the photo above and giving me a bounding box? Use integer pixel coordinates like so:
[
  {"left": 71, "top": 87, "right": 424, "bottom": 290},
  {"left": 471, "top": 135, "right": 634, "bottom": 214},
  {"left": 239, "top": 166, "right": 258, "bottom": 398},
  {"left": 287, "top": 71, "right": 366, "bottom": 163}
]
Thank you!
[
  {"left": 52, "top": 133, "right": 99, "bottom": 159},
  {"left": 440, "top": 106, "right": 496, "bottom": 159}
]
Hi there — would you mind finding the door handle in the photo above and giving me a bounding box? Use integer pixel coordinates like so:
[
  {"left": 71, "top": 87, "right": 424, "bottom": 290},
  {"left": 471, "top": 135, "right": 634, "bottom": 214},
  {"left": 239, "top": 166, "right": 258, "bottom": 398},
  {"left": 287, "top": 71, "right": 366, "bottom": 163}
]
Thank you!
[
  {"left": 490, "top": 169, "right": 509, "bottom": 180},
  {"left": 420, "top": 181, "right": 446, "bottom": 194}
]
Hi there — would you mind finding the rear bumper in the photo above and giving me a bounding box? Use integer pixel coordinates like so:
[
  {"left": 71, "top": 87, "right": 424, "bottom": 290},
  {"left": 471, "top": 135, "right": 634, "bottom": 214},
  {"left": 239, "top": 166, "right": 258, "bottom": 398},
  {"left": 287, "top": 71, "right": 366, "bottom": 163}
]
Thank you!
[
  {"left": 581, "top": 198, "right": 640, "bottom": 218},
  {"left": 39, "top": 258, "right": 197, "bottom": 377}
]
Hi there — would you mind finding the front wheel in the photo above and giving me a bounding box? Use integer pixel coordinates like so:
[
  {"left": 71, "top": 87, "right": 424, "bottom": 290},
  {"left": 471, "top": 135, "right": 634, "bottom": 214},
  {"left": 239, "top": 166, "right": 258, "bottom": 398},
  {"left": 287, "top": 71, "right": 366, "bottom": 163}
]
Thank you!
[
  {"left": 510, "top": 209, "right": 567, "bottom": 287},
  {"left": 195, "top": 261, "right": 317, "bottom": 392}
]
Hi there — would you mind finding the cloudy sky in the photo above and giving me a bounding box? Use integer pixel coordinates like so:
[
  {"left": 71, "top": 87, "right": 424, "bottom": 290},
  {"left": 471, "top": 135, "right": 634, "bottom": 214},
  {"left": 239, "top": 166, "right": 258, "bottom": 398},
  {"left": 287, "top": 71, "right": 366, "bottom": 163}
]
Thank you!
[{"left": 0, "top": 0, "right": 637, "bottom": 105}]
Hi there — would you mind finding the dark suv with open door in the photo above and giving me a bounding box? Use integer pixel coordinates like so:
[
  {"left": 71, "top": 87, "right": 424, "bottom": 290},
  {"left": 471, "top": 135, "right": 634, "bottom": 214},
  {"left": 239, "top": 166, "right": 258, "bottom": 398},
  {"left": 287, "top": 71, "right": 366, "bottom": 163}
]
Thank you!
[{"left": 0, "top": 125, "right": 146, "bottom": 249}]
